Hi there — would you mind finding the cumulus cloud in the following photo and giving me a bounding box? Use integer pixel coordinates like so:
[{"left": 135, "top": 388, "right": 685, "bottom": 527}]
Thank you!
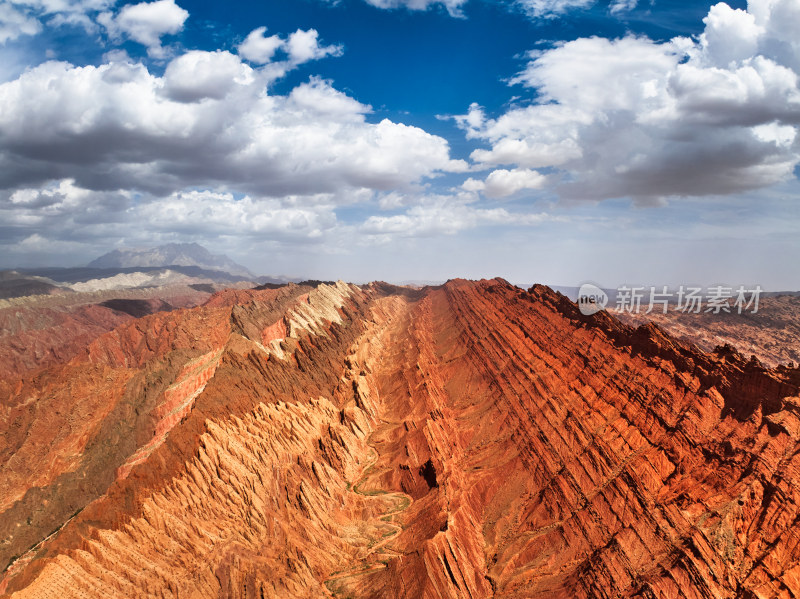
[
  {"left": 0, "top": 0, "right": 114, "bottom": 43},
  {"left": 360, "top": 193, "right": 554, "bottom": 237},
  {"left": 237, "top": 26, "right": 341, "bottom": 66},
  {"left": 460, "top": 169, "right": 550, "bottom": 199},
  {"left": 0, "top": 14, "right": 474, "bottom": 264},
  {"left": 0, "top": 51, "right": 465, "bottom": 199},
  {"left": 0, "top": 0, "right": 186, "bottom": 53},
  {"left": 458, "top": 0, "right": 800, "bottom": 203},
  {"left": 0, "top": 2, "right": 41, "bottom": 43},
  {"left": 135, "top": 190, "right": 338, "bottom": 241},
  {"left": 0, "top": 179, "right": 132, "bottom": 255},
  {"left": 5, "top": 178, "right": 129, "bottom": 213},
  {"left": 474, "top": 168, "right": 549, "bottom": 198},
  {"left": 286, "top": 29, "right": 342, "bottom": 63},
  {"left": 0, "top": 179, "right": 559, "bottom": 267},
  {"left": 237, "top": 26, "right": 284, "bottom": 64},
  {"left": 163, "top": 50, "right": 254, "bottom": 102},
  {"left": 99, "top": 0, "right": 188, "bottom": 58},
  {"left": 0, "top": 181, "right": 341, "bottom": 267}
]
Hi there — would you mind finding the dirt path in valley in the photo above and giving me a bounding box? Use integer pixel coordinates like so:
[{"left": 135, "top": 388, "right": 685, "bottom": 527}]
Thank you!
[{"left": 324, "top": 294, "right": 416, "bottom": 594}]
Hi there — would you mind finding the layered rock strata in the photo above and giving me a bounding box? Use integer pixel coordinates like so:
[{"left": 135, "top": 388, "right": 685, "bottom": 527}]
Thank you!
[{"left": 1, "top": 279, "right": 799, "bottom": 598}]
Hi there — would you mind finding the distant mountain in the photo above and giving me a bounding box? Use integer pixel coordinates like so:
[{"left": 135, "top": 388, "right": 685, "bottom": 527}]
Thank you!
[
  {"left": 88, "top": 243, "right": 254, "bottom": 278},
  {"left": 0, "top": 276, "right": 66, "bottom": 299}
]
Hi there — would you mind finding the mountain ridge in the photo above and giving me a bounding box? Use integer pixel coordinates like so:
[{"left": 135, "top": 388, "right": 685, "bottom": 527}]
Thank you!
[
  {"left": 87, "top": 243, "right": 255, "bottom": 278},
  {"left": 2, "top": 279, "right": 800, "bottom": 597}
]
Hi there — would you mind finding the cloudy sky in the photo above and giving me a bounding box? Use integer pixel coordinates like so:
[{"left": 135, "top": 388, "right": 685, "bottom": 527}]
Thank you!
[{"left": 0, "top": 0, "right": 798, "bottom": 288}]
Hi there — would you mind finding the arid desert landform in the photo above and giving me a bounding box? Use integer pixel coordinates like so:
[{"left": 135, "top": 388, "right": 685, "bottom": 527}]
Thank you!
[{"left": 2, "top": 247, "right": 800, "bottom": 598}]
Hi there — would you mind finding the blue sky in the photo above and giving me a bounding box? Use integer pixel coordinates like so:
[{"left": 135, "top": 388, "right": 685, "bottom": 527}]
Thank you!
[{"left": 0, "top": 0, "right": 798, "bottom": 288}]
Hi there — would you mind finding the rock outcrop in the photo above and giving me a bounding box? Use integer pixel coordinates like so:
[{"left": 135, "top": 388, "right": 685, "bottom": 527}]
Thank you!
[{"left": 2, "top": 279, "right": 800, "bottom": 598}]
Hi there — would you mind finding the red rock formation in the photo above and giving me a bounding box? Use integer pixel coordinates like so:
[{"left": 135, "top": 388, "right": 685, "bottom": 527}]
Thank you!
[
  {"left": 0, "top": 304, "right": 134, "bottom": 378},
  {"left": 0, "top": 285, "right": 213, "bottom": 379},
  {"left": 2, "top": 279, "right": 800, "bottom": 598}
]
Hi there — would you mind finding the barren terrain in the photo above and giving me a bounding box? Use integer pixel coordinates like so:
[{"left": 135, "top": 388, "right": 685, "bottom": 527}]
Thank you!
[{"left": 2, "top": 280, "right": 800, "bottom": 598}]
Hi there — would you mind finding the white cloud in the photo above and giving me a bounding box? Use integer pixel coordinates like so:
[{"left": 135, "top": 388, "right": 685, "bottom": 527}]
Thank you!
[
  {"left": 360, "top": 193, "right": 554, "bottom": 237},
  {"left": 135, "top": 190, "right": 338, "bottom": 240},
  {"left": 0, "top": 181, "right": 341, "bottom": 267},
  {"left": 286, "top": 28, "right": 342, "bottom": 64},
  {"left": 289, "top": 76, "right": 369, "bottom": 118},
  {"left": 163, "top": 50, "right": 254, "bottom": 102},
  {"left": 458, "top": 0, "right": 800, "bottom": 203},
  {"left": 460, "top": 177, "right": 486, "bottom": 193},
  {"left": 17, "top": 233, "right": 63, "bottom": 250},
  {"left": 609, "top": 0, "right": 637, "bottom": 15},
  {"left": 0, "top": 0, "right": 189, "bottom": 52},
  {"left": 515, "top": 0, "right": 594, "bottom": 19},
  {"left": 7, "top": 178, "right": 125, "bottom": 211},
  {"left": 0, "top": 52, "right": 465, "bottom": 200},
  {"left": 753, "top": 122, "right": 797, "bottom": 146},
  {"left": 482, "top": 168, "right": 548, "bottom": 198},
  {"left": 354, "top": 0, "right": 466, "bottom": 17},
  {"left": 0, "top": 2, "right": 41, "bottom": 43},
  {"left": 237, "top": 26, "right": 341, "bottom": 67},
  {"left": 0, "top": 179, "right": 132, "bottom": 253},
  {"left": 336, "top": 0, "right": 602, "bottom": 18},
  {"left": 324, "top": 0, "right": 642, "bottom": 18},
  {"left": 0, "top": 0, "right": 115, "bottom": 43},
  {"left": 701, "top": 3, "right": 761, "bottom": 67},
  {"left": 99, "top": 0, "right": 188, "bottom": 58},
  {"left": 237, "top": 26, "right": 284, "bottom": 64}
]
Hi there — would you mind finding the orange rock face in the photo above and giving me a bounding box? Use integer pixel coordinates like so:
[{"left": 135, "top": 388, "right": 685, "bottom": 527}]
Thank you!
[{"left": 1, "top": 279, "right": 800, "bottom": 598}]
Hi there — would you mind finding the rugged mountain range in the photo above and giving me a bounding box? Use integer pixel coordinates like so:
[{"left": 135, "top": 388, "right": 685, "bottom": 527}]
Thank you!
[
  {"left": 2, "top": 279, "right": 800, "bottom": 597},
  {"left": 88, "top": 243, "right": 255, "bottom": 279},
  {"left": 0, "top": 244, "right": 297, "bottom": 301}
]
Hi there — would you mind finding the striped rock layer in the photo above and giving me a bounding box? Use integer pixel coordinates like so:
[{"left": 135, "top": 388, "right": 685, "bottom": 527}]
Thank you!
[{"left": 1, "top": 279, "right": 800, "bottom": 598}]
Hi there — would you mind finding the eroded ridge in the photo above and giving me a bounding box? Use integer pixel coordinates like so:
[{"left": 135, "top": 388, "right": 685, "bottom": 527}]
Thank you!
[{"left": 2, "top": 279, "right": 800, "bottom": 598}]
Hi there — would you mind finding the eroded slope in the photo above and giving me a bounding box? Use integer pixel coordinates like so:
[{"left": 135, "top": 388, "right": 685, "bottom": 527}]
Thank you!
[{"left": 2, "top": 279, "right": 800, "bottom": 598}]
